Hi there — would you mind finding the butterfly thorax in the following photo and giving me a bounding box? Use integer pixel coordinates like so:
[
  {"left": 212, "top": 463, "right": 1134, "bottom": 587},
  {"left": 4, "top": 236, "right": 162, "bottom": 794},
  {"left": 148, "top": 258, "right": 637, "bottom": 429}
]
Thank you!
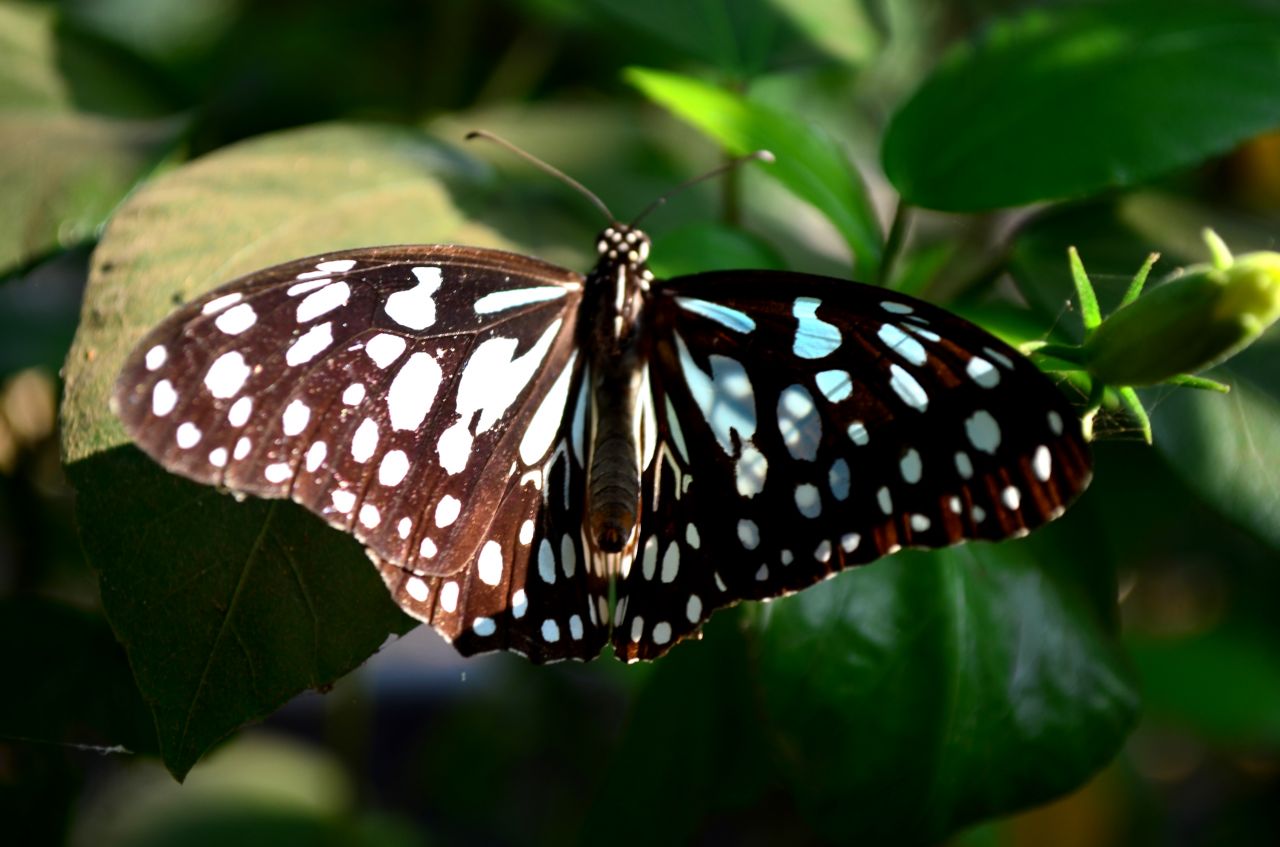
[{"left": 580, "top": 224, "right": 655, "bottom": 557}]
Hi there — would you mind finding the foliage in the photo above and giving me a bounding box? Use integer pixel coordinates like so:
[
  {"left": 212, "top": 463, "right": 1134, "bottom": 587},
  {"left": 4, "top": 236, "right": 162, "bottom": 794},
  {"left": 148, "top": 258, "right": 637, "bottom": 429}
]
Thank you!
[{"left": 5, "top": 0, "right": 1280, "bottom": 844}]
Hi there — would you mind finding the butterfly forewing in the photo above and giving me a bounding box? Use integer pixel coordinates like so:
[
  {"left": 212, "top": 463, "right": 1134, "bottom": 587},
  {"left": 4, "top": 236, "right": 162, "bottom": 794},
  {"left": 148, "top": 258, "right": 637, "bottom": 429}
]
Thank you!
[
  {"left": 114, "top": 244, "right": 611, "bottom": 661},
  {"left": 612, "top": 270, "right": 1091, "bottom": 661}
]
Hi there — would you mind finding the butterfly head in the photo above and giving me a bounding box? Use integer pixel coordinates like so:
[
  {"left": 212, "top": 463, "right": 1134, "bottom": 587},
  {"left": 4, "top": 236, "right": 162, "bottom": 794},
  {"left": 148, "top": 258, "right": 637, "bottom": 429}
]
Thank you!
[{"left": 596, "top": 224, "right": 651, "bottom": 268}]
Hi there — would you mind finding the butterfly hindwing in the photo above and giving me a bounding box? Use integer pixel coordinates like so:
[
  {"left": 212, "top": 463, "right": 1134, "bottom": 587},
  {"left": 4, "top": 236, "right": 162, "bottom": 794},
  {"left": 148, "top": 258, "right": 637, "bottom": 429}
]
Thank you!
[
  {"left": 114, "top": 245, "right": 610, "bottom": 661},
  {"left": 613, "top": 270, "right": 1092, "bottom": 661}
]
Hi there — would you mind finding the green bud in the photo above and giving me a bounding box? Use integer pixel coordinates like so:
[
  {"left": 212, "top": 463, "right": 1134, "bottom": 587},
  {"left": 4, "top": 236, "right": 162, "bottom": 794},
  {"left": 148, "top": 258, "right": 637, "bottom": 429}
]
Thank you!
[{"left": 1084, "top": 237, "right": 1280, "bottom": 387}]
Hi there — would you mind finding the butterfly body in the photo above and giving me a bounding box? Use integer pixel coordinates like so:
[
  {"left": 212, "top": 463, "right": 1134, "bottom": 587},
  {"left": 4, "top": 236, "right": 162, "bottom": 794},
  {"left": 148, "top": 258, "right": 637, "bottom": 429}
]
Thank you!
[{"left": 114, "top": 221, "right": 1091, "bottom": 664}]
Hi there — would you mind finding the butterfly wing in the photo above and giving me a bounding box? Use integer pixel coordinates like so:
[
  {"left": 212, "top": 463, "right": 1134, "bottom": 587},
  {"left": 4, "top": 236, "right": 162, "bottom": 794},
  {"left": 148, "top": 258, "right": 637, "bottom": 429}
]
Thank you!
[
  {"left": 114, "top": 245, "right": 606, "bottom": 661},
  {"left": 612, "top": 270, "right": 1092, "bottom": 661}
]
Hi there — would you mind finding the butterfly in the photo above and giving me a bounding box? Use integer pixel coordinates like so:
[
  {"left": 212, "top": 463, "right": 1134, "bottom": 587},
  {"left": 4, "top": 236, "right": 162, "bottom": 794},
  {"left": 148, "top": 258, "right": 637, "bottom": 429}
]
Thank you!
[{"left": 111, "top": 136, "right": 1092, "bottom": 664}]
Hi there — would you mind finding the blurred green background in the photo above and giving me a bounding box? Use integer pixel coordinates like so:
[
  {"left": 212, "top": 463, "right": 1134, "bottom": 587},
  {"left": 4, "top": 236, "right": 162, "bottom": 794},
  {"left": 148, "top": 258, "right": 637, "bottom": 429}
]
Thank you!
[{"left": 4, "top": 0, "right": 1280, "bottom": 844}]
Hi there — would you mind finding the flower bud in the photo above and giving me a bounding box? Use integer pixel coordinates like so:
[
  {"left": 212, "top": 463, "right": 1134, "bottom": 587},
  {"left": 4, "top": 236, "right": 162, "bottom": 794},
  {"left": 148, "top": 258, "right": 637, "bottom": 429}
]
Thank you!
[{"left": 1084, "top": 245, "right": 1280, "bottom": 387}]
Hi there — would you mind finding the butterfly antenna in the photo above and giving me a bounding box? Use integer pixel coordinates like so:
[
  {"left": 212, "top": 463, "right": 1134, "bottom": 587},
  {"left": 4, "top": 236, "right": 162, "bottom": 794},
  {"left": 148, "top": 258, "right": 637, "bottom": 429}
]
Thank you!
[
  {"left": 629, "top": 150, "right": 775, "bottom": 227},
  {"left": 466, "top": 130, "right": 616, "bottom": 224}
]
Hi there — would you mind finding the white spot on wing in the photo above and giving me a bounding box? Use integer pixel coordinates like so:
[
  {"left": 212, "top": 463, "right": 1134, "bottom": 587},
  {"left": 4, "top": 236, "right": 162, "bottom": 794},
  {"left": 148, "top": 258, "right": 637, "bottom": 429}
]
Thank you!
[
  {"left": 674, "top": 296, "right": 757, "bottom": 333},
  {"left": 737, "top": 519, "right": 760, "bottom": 550},
  {"left": 815, "top": 370, "right": 852, "bottom": 403},
  {"left": 965, "top": 410, "right": 1001, "bottom": 454},
  {"left": 889, "top": 364, "right": 928, "bottom": 411},
  {"left": 201, "top": 292, "right": 241, "bottom": 315},
  {"left": 387, "top": 352, "right": 442, "bottom": 431},
  {"left": 379, "top": 450, "right": 409, "bottom": 486},
  {"left": 478, "top": 541, "right": 503, "bottom": 586},
  {"left": 297, "top": 281, "right": 349, "bottom": 323},
  {"left": 286, "top": 322, "right": 333, "bottom": 366},
  {"left": 281, "top": 399, "right": 310, "bottom": 436},
  {"left": 847, "top": 421, "right": 869, "bottom": 445},
  {"left": 878, "top": 324, "right": 927, "bottom": 366},
  {"left": 305, "top": 441, "right": 327, "bottom": 472},
  {"left": 795, "top": 483, "right": 821, "bottom": 518},
  {"left": 215, "top": 303, "right": 256, "bottom": 335},
  {"left": 405, "top": 576, "right": 429, "bottom": 602},
  {"left": 777, "top": 385, "right": 822, "bottom": 461},
  {"left": 435, "top": 495, "right": 461, "bottom": 527},
  {"left": 351, "top": 418, "right": 378, "bottom": 463},
  {"left": 793, "top": 297, "right": 841, "bottom": 359},
  {"left": 151, "top": 379, "right": 177, "bottom": 415},
  {"left": 828, "top": 458, "right": 850, "bottom": 501},
  {"left": 900, "top": 448, "right": 922, "bottom": 484},
  {"left": 1033, "top": 445, "right": 1052, "bottom": 481},
  {"left": 385, "top": 266, "right": 442, "bottom": 330},
  {"left": 365, "top": 334, "right": 406, "bottom": 368},
  {"left": 145, "top": 345, "right": 167, "bottom": 371},
  {"left": 175, "top": 422, "right": 201, "bottom": 448},
  {"left": 473, "top": 286, "right": 567, "bottom": 313},
  {"left": 967, "top": 356, "right": 1000, "bottom": 388},
  {"left": 228, "top": 396, "right": 252, "bottom": 427},
  {"left": 440, "top": 581, "right": 459, "bottom": 613},
  {"left": 204, "top": 352, "right": 250, "bottom": 398},
  {"left": 519, "top": 352, "right": 578, "bottom": 465}
]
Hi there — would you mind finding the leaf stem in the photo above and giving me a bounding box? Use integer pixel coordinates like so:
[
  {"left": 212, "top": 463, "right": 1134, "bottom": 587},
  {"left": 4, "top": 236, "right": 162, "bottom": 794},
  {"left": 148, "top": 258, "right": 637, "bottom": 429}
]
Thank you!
[{"left": 879, "top": 199, "right": 912, "bottom": 287}]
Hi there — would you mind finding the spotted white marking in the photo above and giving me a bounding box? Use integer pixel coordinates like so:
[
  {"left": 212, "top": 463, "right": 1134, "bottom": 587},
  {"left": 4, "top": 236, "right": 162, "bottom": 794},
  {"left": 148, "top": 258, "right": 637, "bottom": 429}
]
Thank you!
[
  {"left": 686, "top": 594, "right": 703, "bottom": 623},
  {"left": 948, "top": 496, "right": 963, "bottom": 513},
  {"left": 735, "top": 446, "right": 768, "bottom": 498},
  {"left": 877, "top": 486, "right": 893, "bottom": 514},
  {"left": 223, "top": 399, "right": 250, "bottom": 430},
  {"left": 815, "top": 370, "right": 853, "bottom": 403},
  {"left": 405, "top": 576, "right": 429, "bottom": 602},
  {"left": 286, "top": 278, "right": 331, "bottom": 296},
  {"left": 795, "top": 483, "right": 822, "bottom": 518},
  {"left": 814, "top": 540, "right": 832, "bottom": 563},
  {"left": 388, "top": 352, "right": 442, "bottom": 431},
  {"left": 438, "top": 321, "right": 562, "bottom": 475},
  {"left": 477, "top": 541, "right": 503, "bottom": 586},
  {"left": 840, "top": 532, "right": 860, "bottom": 552},
  {"left": 474, "top": 286, "right": 567, "bottom": 314},
  {"left": 420, "top": 537, "right": 437, "bottom": 558},
  {"left": 675, "top": 297, "right": 756, "bottom": 333},
  {"left": 175, "top": 422, "right": 201, "bottom": 448},
  {"left": 781, "top": 549, "right": 794, "bottom": 565},
  {"left": 1033, "top": 445, "right": 1053, "bottom": 481},
  {"left": 204, "top": 352, "right": 250, "bottom": 399},
  {"left": 201, "top": 292, "right": 241, "bottom": 314},
  {"left": 304, "top": 441, "right": 327, "bottom": 472},
  {"left": 317, "top": 259, "right": 356, "bottom": 273},
  {"left": 342, "top": 383, "right": 365, "bottom": 405},
  {"left": 881, "top": 300, "right": 913, "bottom": 314},
  {"left": 900, "top": 449, "right": 922, "bottom": 484},
  {"left": 715, "top": 573, "right": 727, "bottom": 591},
  {"left": 331, "top": 489, "right": 356, "bottom": 513},
  {"left": 420, "top": 495, "right": 457, "bottom": 532},
  {"left": 778, "top": 385, "right": 822, "bottom": 461},
  {"left": 519, "top": 352, "right": 578, "bottom": 465},
  {"left": 151, "top": 380, "right": 177, "bottom": 415},
  {"left": 664, "top": 396, "right": 690, "bottom": 463},
  {"left": 630, "top": 617, "right": 644, "bottom": 642},
  {"left": 966, "top": 356, "right": 1000, "bottom": 388},
  {"left": 1002, "top": 485, "right": 1022, "bottom": 510},
  {"left": 641, "top": 536, "right": 658, "bottom": 580},
  {"left": 440, "top": 581, "right": 459, "bottom": 613},
  {"left": 675, "top": 333, "right": 756, "bottom": 456},
  {"left": 359, "top": 503, "right": 380, "bottom": 528},
  {"left": 538, "top": 538, "right": 556, "bottom": 583},
  {"left": 209, "top": 447, "right": 228, "bottom": 467},
  {"left": 878, "top": 323, "right": 927, "bottom": 366},
  {"left": 972, "top": 505, "right": 987, "bottom": 523},
  {"left": 560, "top": 535, "right": 576, "bottom": 578},
  {"left": 512, "top": 589, "right": 528, "bottom": 618},
  {"left": 847, "top": 421, "right": 869, "bottom": 446},
  {"left": 1048, "top": 410, "right": 1064, "bottom": 435},
  {"left": 233, "top": 437, "right": 251, "bottom": 460},
  {"left": 569, "top": 615, "right": 585, "bottom": 640},
  {"left": 571, "top": 372, "right": 589, "bottom": 463},
  {"left": 911, "top": 514, "right": 931, "bottom": 532},
  {"left": 264, "top": 462, "right": 291, "bottom": 483},
  {"left": 365, "top": 333, "right": 406, "bottom": 368},
  {"left": 955, "top": 451, "right": 973, "bottom": 479},
  {"left": 661, "top": 543, "right": 680, "bottom": 583},
  {"left": 397, "top": 517, "right": 411, "bottom": 539},
  {"left": 215, "top": 303, "right": 256, "bottom": 335},
  {"left": 296, "top": 281, "right": 350, "bottom": 323},
  {"left": 828, "top": 458, "right": 850, "bottom": 501},
  {"left": 281, "top": 399, "right": 310, "bottom": 436},
  {"left": 906, "top": 323, "right": 940, "bottom": 342},
  {"left": 385, "top": 266, "right": 442, "bottom": 330},
  {"left": 518, "top": 520, "right": 534, "bottom": 545},
  {"left": 755, "top": 565, "right": 769, "bottom": 581},
  {"left": 793, "top": 297, "right": 841, "bottom": 358},
  {"left": 965, "top": 410, "right": 1001, "bottom": 454},
  {"left": 889, "top": 364, "right": 929, "bottom": 411},
  {"left": 379, "top": 450, "right": 409, "bottom": 486},
  {"left": 984, "top": 346, "right": 1015, "bottom": 370},
  {"left": 473, "top": 617, "right": 496, "bottom": 637},
  {"left": 145, "top": 345, "right": 166, "bottom": 371},
  {"left": 652, "top": 621, "right": 672, "bottom": 645},
  {"left": 351, "top": 418, "right": 378, "bottom": 463},
  {"left": 286, "top": 321, "right": 333, "bottom": 366},
  {"left": 685, "top": 523, "right": 701, "bottom": 549}
]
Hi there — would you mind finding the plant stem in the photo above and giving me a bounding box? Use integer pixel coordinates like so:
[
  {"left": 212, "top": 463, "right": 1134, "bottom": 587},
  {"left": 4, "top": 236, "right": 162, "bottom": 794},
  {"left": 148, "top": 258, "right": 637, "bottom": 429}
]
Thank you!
[{"left": 879, "top": 200, "right": 912, "bottom": 287}]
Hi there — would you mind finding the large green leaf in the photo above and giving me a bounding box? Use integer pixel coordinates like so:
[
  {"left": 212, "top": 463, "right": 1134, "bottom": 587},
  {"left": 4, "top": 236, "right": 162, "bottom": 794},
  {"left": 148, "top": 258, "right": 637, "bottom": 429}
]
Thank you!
[
  {"left": 627, "top": 66, "right": 883, "bottom": 278},
  {"left": 883, "top": 0, "right": 1280, "bottom": 211},
  {"left": 754, "top": 534, "right": 1138, "bottom": 844},
  {"left": 61, "top": 123, "right": 517, "bottom": 779},
  {"left": 0, "top": 2, "right": 182, "bottom": 274}
]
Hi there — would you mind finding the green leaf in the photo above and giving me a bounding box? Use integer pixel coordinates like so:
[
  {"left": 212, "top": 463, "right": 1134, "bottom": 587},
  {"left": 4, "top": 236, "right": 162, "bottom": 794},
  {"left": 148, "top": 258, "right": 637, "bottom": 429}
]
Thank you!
[
  {"left": 627, "top": 66, "right": 882, "bottom": 278},
  {"left": 1151, "top": 354, "right": 1280, "bottom": 555},
  {"left": 648, "top": 221, "right": 785, "bottom": 278},
  {"left": 588, "top": 0, "right": 874, "bottom": 78},
  {"left": 883, "top": 0, "right": 1280, "bottom": 211},
  {"left": 753, "top": 536, "right": 1138, "bottom": 844},
  {"left": 60, "top": 123, "right": 513, "bottom": 779},
  {"left": 0, "top": 2, "right": 183, "bottom": 273}
]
